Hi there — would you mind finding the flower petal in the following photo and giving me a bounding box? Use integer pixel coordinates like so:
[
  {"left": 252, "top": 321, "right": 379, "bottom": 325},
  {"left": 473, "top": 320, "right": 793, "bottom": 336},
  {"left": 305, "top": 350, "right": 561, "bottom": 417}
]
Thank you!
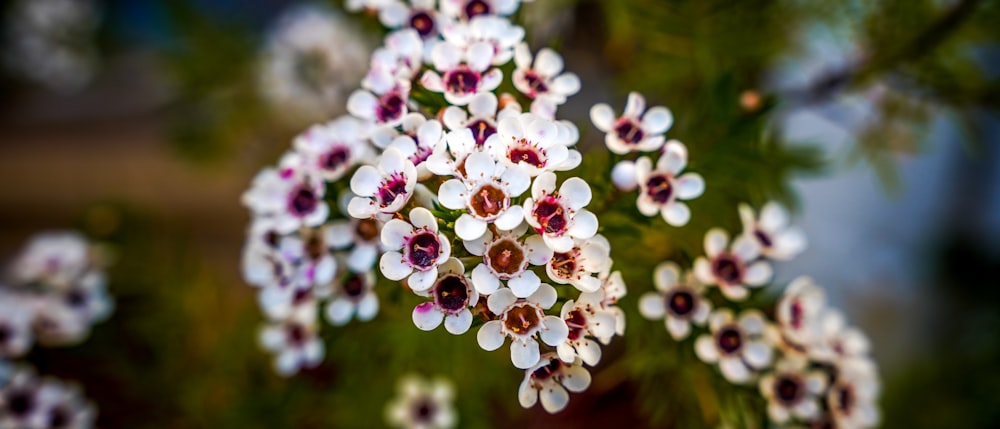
[
  {"left": 511, "top": 339, "right": 541, "bottom": 369},
  {"left": 477, "top": 320, "right": 505, "bottom": 351},
  {"left": 444, "top": 309, "right": 473, "bottom": 335}
]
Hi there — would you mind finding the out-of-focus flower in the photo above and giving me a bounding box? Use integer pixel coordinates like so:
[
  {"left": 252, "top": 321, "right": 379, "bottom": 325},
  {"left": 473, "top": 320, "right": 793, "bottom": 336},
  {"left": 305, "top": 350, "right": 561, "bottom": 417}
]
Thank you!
[
  {"left": 0, "top": 291, "right": 34, "bottom": 358},
  {"left": 2, "top": 0, "right": 100, "bottom": 93},
  {"left": 694, "top": 228, "right": 772, "bottom": 301},
  {"left": 638, "top": 262, "right": 711, "bottom": 340},
  {"left": 738, "top": 202, "right": 807, "bottom": 261},
  {"left": 242, "top": 156, "right": 329, "bottom": 234},
  {"left": 260, "top": 309, "right": 324, "bottom": 376},
  {"left": 0, "top": 365, "right": 96, "bottom": 429},
  {"left": 517, "top": 354, "right": 590, "bottom": 414},
  {"left": 7, "top": 232, "right": 91, "bottom": 292},
  {"left": 827, "top": 367, "right": 881, "bottom": 429},
  {"left": 695, "top": 309, "right": 774, "bottom": 383},
  {"left": 421, "top": 41, "right": 503, "bottom": 106},
  {"left": 325, "top": 269, "right": 379, "bottom": 326},
  {"left": 441, "top": 16, "right": 524, "bottom": 66},
  {"left": 758, "top": 357, "right": 827, "bottom": 424},
  {"left": 771, "top": 276, "right": 827, "bottom": 355},
  {"left": 440, "top": 0, "right": 524, "bottom": 20},
  {"left": 633, "top": 141, "right": 705, "bottom": 227},
  {"left": 385, "top": 374, "right": 457, "bottom": 429},
  {"left": 590, "top": 92, "right": 674, "bottom": 155},
  {"left": 477, "top": 284, "right": 568, "bottom": 369},
  {"left": 293, "top": 116, "right": 375, "bottom": 182}
]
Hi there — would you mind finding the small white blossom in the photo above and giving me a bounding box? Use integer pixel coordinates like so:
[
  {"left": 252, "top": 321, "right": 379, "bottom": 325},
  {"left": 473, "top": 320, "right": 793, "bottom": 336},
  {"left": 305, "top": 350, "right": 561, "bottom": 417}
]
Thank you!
[
  {"left": 517, "top": 354, "right": 591, "bottom": 414},
  {"left": 512, "top": 43, "right": 580, "bottom": 117},
  {"left": 293, "top": 116, "right": 375, "bottom": 182},
  {"left": 463, "top": 226, "right": 552, "bottom": 297},
  {"left": 325, "top": 269, "right": 380, "bottom": 325},
  {"left": 557, "top": 291, "right": 616, "bottom": 366},
  {"left": 441, "top": 16, "right": 524, "bottom": 65},
  {"left": 378, "top": 208, "right": 452, "bottom": 291},
  {"left": 411, "top": 258, "right": 479, "bottom": 335},
  {"left": 387, "top": 117, "right": 445, "bottom": 179},
  {"left": 367, "top": 29, "right": 424, "bottom": 83},
  {"left": 545, "top": 235, "right": 610, "bottom": 293},
  {"left": 438, "top": 151, "right": 531, "bottom": 240},
  {"left": 694, "top": 228, "right": 772, "bottom": 301},
  {"left": 440, "top": 0, "right": 523, "bottom": 20},
  {"left": 598, "top": 270, "right": 627, "bottom": 337},
  {"left": 421, "top": 41, "right": 503, "bottom": 106},
  {"left": 477, "top": 284, "right": 568, "bottom": 369},
  {"left": 242, "top": 157, "right": 329, "bottom": 234},
  {"left": 827, "top": 367, "right": 881, "bottom": 429},
  {"left": 348, "top": 80, "right": 411, "bottom": 127},
  {"left": 770, "top": 276, "right": 827, "bottom": 356},
  {"left": 759, "top": 357, "right": 828, "bottom": 424},
  {"left": 260, "top": 305, "right": 324, "bottom": 376},
  {"left": 327, "top": 215, "right": 384, "bottom": 273},
  {"left": 634, "top": 141, "right": 705, "bottom": 226},
  {"left": 590, "top": 91, "right": 673, "bottom": 154},
  {"left": 523, "top": 172, "right": 598, "bottom": 253},
  {"left": 0, "top": 366, "right": 96, "bottom": 429},
  {"left": 7, "top": 232, "right": 91, "bottom": 292},
  {"left": 379, "top": 0, "right": 444, "bottom": 40},
  {"left": 638, "top": 262, "right": 711, "bottom": 340},
  {"left": 739, "top": 202, "right": 807, "bottom": 261},
  {"left": 348, "top": 148, "right": 418, "bottom": 218},
  {"left": 385, "top": 374, "right": 457, "bottom": 429},
  {"left": 695, "top": 309, "right": 774, "bottom": 384},
  {"left": 494, "top": 113, "right": 569, "bottom": 177}
]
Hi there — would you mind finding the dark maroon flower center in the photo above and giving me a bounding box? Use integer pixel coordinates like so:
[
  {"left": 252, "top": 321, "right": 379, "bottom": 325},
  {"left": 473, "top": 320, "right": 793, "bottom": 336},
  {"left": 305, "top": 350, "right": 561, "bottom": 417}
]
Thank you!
[
  {"left": 465, "top": 0, "right": 491, "bottom": 18},
  {"left": 406, "top": 231, "right": 441, "bottom": 269},
  {"left": 66, "top": 289, "right": 87, "bottom": 308},
  {"left": 444, "top": 66, "right": 481, "bottom": 95},
  {"left": 508, "top": 142, "right": 545, "bottom": 167},
  {"left": 409, "top": 11, "right": 436, "bottom": 37},
  {"left": 666, "top": 290, "right": 695, "bottom": 317},
  {"left": 532, "top": 198, "right": 567, "bottom": 234},
  {"left": 434, "top": 274, "right": 470, "bottom": 312},
  {"left": 503, "top": 303, "right": 540, "bottom": 335},
  {"left": 288, "top": 185, "right": 319, "bottom": 216},
  {"left": 49, "top": 406, "right": 71, "bottom": 428},
  {"left": 645, "top": 175, "right": 674, "bottom": 204},
  {"left": 468, "top": 119, "right": 496, "bottom": 147},
  {"left": 343, "top": 273, "right": 366, "bottom": 298},
  {"left": 7, "top": 390, "right": 34, "bottom": 417},
  {"left": 292, "top": 288, "right": 312, "bottom": 305},
  {"left": 775, "top": 376, "right": 803, "bottom": 404},
  {"left": 320, "top": 146, "right": 350, "bottom": 172},
  {"left": 0, "top": 325, "right": 10, "bottom": 343},
  {"left": 716, "top": 326, "right": 743, "bottom": 354},
  {"left": 469, "top": 184, "right": 508, "bottom": 218},
  {"left": 412, "top": 399, "right": 436, "bottom": 422},
  {"left": 565, "top": 309, "right": 587, "bottom": 340},
  {"left": 613, "top": 118, "right": 644, "bottom": 145},
  {"left": 356, "top": 219, "right": 380, "bottom": 241},
  {"left": 834, "top": 384, "right": 855, "bottom": 414},
  {"left": 531, "top": 358, "right": 562, "bottom": 381},
  {"left": 754, "top": 229, "right": 773, "bottom": 248},
  {"left": 377, "top": 92, "right": 406, "bottom": 123},
  {"left": 288, "top": 323, "right": 307, "bottom": 345},
  {"left": 789, "top": 300, "right": 804, "bottom": 330},
  {"left": 550, "top": 252, "right": 576, "bottom": 279},
  {"left": 523, "top": 71, "right": 549, "bottom": 97},
  {"left": 486, "top": 238, "right": 525, "bottom": 276},
  {"left": 377, "top": 174, "right": 409, "bottom": 207},
  {"left": 711, "top": 254, "right": 744, "bottom": 285}
]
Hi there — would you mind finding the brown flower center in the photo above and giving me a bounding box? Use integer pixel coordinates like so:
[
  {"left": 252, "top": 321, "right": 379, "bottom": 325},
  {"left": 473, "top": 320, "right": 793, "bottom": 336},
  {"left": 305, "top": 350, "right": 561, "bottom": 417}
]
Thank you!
[
  {"left": 469, "top": 183, "right": 508, "bottom": 218},
  {"left": 486, "top": 238, "right": 525, "bottom": 277},
  {"left": 503, "top": 302, "right": 541, "bottom": 335}
]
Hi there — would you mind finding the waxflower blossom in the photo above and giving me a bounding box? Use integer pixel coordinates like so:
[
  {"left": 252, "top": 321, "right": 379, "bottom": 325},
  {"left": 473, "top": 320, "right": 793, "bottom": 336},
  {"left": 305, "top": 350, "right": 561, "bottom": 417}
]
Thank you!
[
  {"left": 260, "top": 310, "right": 324, "bottom": 376},
  {"left": 477, "top": 284, "right": 568, "bottom": 369},
  {"left": 638, "top": 262, "right": 711, "bottom": 340},
  {"left": 385, "top": 374, "right": 457, "bottom": 429},
  {"left": 739, "top": 202, "right": 807, "bottom": 261},
  {"left": 348, "top": 148, "right": 418, "bottom": 218},
  {"left": 325, "top": 269, "right": 380, "bottom": 325},
  {"left": 545, "top": 235, "right": 610, "bottom": 293},
  {"left": 695, "top": 309, "right": 774, "bottom": 383},
  {"left": 379, "top": 0, "right": 444, "bottom": 40},
  {"left": 634, "top": 141, "right": 705, "bottom": 227},
  {"left": 827, "top": 367, "right": 881, "bottom": 429},
  {"left": 412, "top": 259, "right": 479, "bottom": 335},
  {"left": 3, "top": 0, "right": 100, "bottom": 93},
  {"left": 694, "top": 228, "right": 773, "bottom": 301},
  {"left": 347, "top": 79, "right": 411, "bottom": 127},
  {"left": 439, "top": 92, "right": 504, "bottom": 146},
  {"left": 440, "top": 0, "right": 523, "bottom": 20},
  {"left": 772, "top": 276, "right": 827, "bottom": 354},
  {"left": 557, "top": 291, "right": 616, "bottom": 366},
  {"left": 379, "top": 208, "right": 452, "bottom": 291},
  {"left": 387, "top": 117, "right": 445, "bottom": 179},
  {"left": 523, "top": 172, "right": 598, "bottom": 253},
  {"left": 758, "top": 357, "right": 828, "bottom": 424},
  {"left": 421, "top": 41, "right": 503, "bottom": 106},
  {"left": 437, "top": 151, "right": 531, "bottom": 240},
  {"left": 367, "top": 28, "right": 424, "bottom": 82},
  {"left": 242, "top": 158, "right": 329, "bottom": 234},
  {"left": 293, "top": 116, "right": 375, "bottom": 182},
  {"left": 440, "top": 16, "right": 524, "bottom": 66},
  {"left": 463, "top": 226, "right": 552, "bottom": 297},
  {"left": 590, "top": 91, "right": 674, "bottom": 154},
  {"left": 598, "top": 270, "right": 628, "bottom": 337},
  {"left": 494, "top": 113, "right": 570, "bottom": 177},
  {"left": 327, "top": 215, "right": 384, "bottom": 273},
  {"left": 518, "top": 354, "right": 591, "bottom": 414},
  {"left": 811, "top": 309, "right": 876, "bottom": 374},
  {"left": 512, "top": 43, "right": 580, "bottom": 117},
  {"left": 0, "top": 366, "right": 96, "bottom": 429}
]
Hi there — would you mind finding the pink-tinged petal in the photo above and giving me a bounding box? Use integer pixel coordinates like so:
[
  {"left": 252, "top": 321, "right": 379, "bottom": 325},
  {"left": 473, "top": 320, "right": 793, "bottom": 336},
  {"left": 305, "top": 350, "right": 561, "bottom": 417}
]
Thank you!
[
  {"left": 413, "top": 302, "right": 445, "bottom": 331},
  {"left": 472, "top": 264, "right": 501, "bottom": 295},
  {"left": 539, "top": 384, "right": 569, "bottom": 414},
  {"left": 719, "top": 357, "right": 752, "bottom": 383},
  {"left": 508, "top": 271, "right": 541, "bottom": 298},
  {"left": 408, "top": 268, "right": 437, "bottom": 292},
  {"left": 380, "top": 219, "right": 413, "bottom": 250},
  {"left": 589, "top": 103, "right": 615, "bottom": 131},
  {"left": 347, "top": 90, "right": 378, "bottom": 120},
  {"left": 744, "top": 261, "right": 773, "bottom": 286},
  {"left": 409, "top": 207, "right": 438, "bottom": 230},
  {"left": 531, "top": 172, "right": 557, "bottom": 199},
  {"left": 444, "top": 309, "right": 473, "bottom": 335},
  {"left": 704, "top": 228, "right": 729, "bottom": 257},
  {"left": 720, "top": 284, "right": 749, "bottom": 301},
  {"left": 658, "top": 140, "right": 688, "bottom": 175},
  {"left": 350, "top": 165, "right": 381, "bottom": 197},
  {"left": 560, "top": 178, "right": 592, "bottom": 211},
  {"left": 420, "top": 71, "right": 445, "bottom": 92},
  {"left": 524, "top": 234, "right": 554, "bottom": 265},
  {"left": 638, "top": 293, "right": 665, "bottom": 319},
  {"left": 511, "top": 339, "right": 541, "bottom": 369},
  {"left": 437, "top": 179, "right": 468, "bottom": 209},
  {"left": 379, "top": 252, "right": 413, "bottom": 280},
  {"left": 529, "top": 283, "right": 558, "bottom": 309},
  {"left": 624, "top": 92, "right": 646, "bottom": 118},
  {"left": 760, "top": 201, "right": 789, "bottom": 231},
  {"left": 732, "top": 234, "right": 761, "bottom": 261},
  {"left": 694, "top": 335, "right": 719, "bottom": 362},
  {"left": 477, "top": 320, "right": 505, "bottom": 351},
  {"left": 466, "top": 42, "right": 494, "bottom": 71},
  {"left": 455, "top": 214, "right": 488, "bottom": 241},
  {"left": 357, "top": 292, "right": 379, "bottom": 321},
  {"left": 550, "top": 73, "right": 580, "bottom": 96},
  {"left": 654, "top": 262, "right": 680, "bottom": 291},
  {"left": 641, "top": 106, "right": 674, "bottom": 135},
  {"left": 480, "top": 69, "right": 503, "bottom": 91},
  {"left": 540, "top": 315, "right": 569, "bottom": 346},
  {"left": 326, "top": 298, "right": 355, "bottom": 326},
  {"left": 675, "top": 173, "right": 705, "bottom": 200},
  {"left": 518, "top": 378, "right": 538, "bottom": 409},
  {"left": 661, "top": 202, "right": 691, "bottom": 227},
  {"left": 666, "top": 316, "right": 691, "bottom": 340},
  {"left": 568, "top": 210, "right": 598, "bottom": 239},
  {"left": 468, "top": 92, "right": 498, "bottom": 117},
  {"left": 743, "top": 341, "right": 773, "bottom": 368},
  {"left": 534, "top": 48, "right": 564, "bottom": 77},
  {"left": 611, "top": 160, "right": 638, "bottom": 191}
]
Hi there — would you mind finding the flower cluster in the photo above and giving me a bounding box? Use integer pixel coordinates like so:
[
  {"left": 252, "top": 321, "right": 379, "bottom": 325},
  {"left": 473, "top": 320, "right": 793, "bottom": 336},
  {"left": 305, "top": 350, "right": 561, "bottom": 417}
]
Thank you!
[
  {"left": 385, "top": 374, "right": 457, "bottom": 429},
  {"left": 241, "top": 0, "right": 628, "bottom": 413},
  {"left": 639, "top": 202, "right": 880, "bottom": 428},
  {"left": 0, "top": 363, "right": 96, "bottom": 429},
  {"left": 2, "top": 0, "right": 100, "bottom": 93}
]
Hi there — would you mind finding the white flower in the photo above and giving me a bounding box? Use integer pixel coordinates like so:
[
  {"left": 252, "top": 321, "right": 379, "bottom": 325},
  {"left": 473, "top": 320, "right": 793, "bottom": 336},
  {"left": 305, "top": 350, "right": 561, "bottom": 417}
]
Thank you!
[
  {"left": 493, "top": 113, "right": 569, "bottom": 177},
  {"left": 367, "top": 29, "right": 424, "bottom": 83},
  {"left": 378, "top": 208, "right": 452, "bottom": 291},
  {"left": 242, "top": 159, "right": 329, "bottom": 234},
  {"left": 738, "top": 202, "right": 807, "bottom": 261},
  {"left": 598, "top": 270, "right": 627, "bottom": 337},
  {"left": 634, "top": 141, "right": 705, "bottom": 226},
  {"left": 258, "top": 5, "right": 368, "bottom": 124},
  {"left": 463, "top": 226, "right": 551, "bottom": 297},
  {"left": 260, "top": 315, "right": 325, "bottom": 376},
  {"left": 694, "top": 309, "right": 774, "bottom": 384},
  {"left": 348, "top": 148, "right": 418, "bottom": 218},
  {"left": 347, "top": 80, "right": 411, "bottom": 127},
  {"left": 439, "top": 92, "right": 507, "bottom": 147},
  {"left": 387, "top": 117, "right": 445, "bottom": 179},
  {"left": 293, "top": 116, "right": 374, "bottom": 182},
  {"left": 517, "top": 354, "right": 591, "bottom": 414},
  {"left": 440, "top": 0, "right": 522, "bottom": 20},
  {"left": 379, "top": 0, "right": 444, "bottom": 39},
  {"left": 8, "top": 231, "right": 91, "bottom": 291},
  {"left": 327, "top": 216, "right": 384, "bottom": 273},
  {"left": 421, "top": 41, "right": 503, "bottom": 106},
  {"left": 0, "top": 366, "right": 96, "bottom": 429},
  {"left": 477, "top": 284, "right": 568, "bottom": 369},
  {"left": 30, "top": 274, "right": 112, "bottom": 347},
  {"left": 441, "top": 16, "right": 524, "bottom": 65},
  {"left": 638, "top": 262, "right": 711, "bottom": 340},
  {"left": 759, "top": 357, "right": 828, "bottom": 424},
  {"left": 385, "top": 374, "right": 457, "bottom": 429},
  {"left": 772, "top": 276, "right": 827, "bottom": 355},
  {"left": 325, "top": 269, "right": 380, "bottom": 325},
  {"left": 590, "top": 91, "right": 673, "bottom": 154},
  {"left": 426, "top": 129, "right": 481, "bottom": 179},
  {"left": 243, "top": 228, "right": 336, "bottom": 320},
  {"left": 545, "top": 235, "right": 610, "bottom": 293},
  {"left": 557, "top": 291, "right": 616, "bottom": 366},
  {"left": 412, "top": 258, "right": 479, "bottom": 335},
  {"left": 512, "top": 43, "right": 580, "bottom": 117},
  {"left": 0, "top": 291, "right": 35, "bottom": 358},
  {"left": 438, "top": 151, "right": 531, "bottom": 240},
  {"left": 810, "top": 309, "right": 876, "bottom": 374},
  {"left": 34, "top": 375, "right": 97, "bottom": 429},
  {"left": 523, "top": 172, "right": 598, "bottom": 253},
  {"left": 827, "top": 367, "right": 881, "bottom": 429},
  {"left": 694, "top": 228, "right": 772, "bottom": 301}
]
